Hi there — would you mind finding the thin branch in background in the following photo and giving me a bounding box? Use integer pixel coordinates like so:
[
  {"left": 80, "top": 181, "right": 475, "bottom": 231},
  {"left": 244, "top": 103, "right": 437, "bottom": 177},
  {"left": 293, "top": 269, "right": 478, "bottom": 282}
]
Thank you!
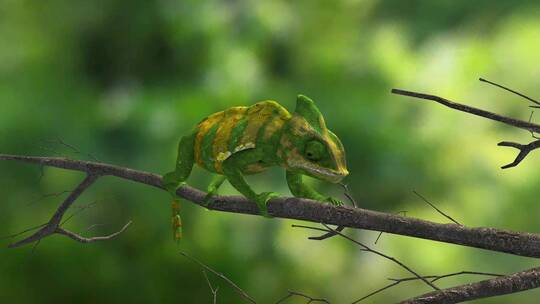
[
  {"left": 413, "top": 191, "right": 461, "bottom": 225},
  {"left": 308, "top": 225, "right": 345, "bottom": 241},
  {"left": 401, "top": 266, "right": 540, "bottom": 304},
  {"left": 392, "top": 88, "right": 540, "bottom": 169},
  {"left": 37, "top": 165, "right": 45, "bottom": 182},
  {"left": 391, "top": 88, "right": 540, "bottom": 133},
  {"left": 307, "top": 182, "right": 358, "bottom": 241},
  {"left": 374, "top": 211, "right": 407, "bottom": 244},
  {"left": 56, "top": 221, "right": 131, "bottom": 243},
  {"left": 353, "top": 271, "right": 502, "bottom": 303},
  {"left": 388, "top": 270, "right": 503, "bottom": 284},
  {"left": 479, "top": 77, "right": 540, "bottom": 108},
  {"left": 27, "top": 190, "right": 72, "bottom": 206},
  {"left": 528, "top": 111, "right": 540, "bottom": 139},
  {"left": 0, "top": 222, "right": 47, "bottom": 240},
  {"left": 339, "top": 182, "right": 357, "bottom": 208},
  {"left": 60, "top": 201, "right": 98, "bottom": 226},
  {"left": 275, "top": 290, "right": 330, "bottom": 304},
  {"left": 41, "top": 138, "right": 100, "bottom": 162},
  {"left": 203, "top": 270, "right": 219, "bottom": 304},
  {"left": 83, "top": 223, "right": 106, "bottom": 233},
  {"left": 179, "top": 251, "right": 256, "bottom": 304},
  {"left": 292, "top": 224, "right": 439, "bottom": 291}
]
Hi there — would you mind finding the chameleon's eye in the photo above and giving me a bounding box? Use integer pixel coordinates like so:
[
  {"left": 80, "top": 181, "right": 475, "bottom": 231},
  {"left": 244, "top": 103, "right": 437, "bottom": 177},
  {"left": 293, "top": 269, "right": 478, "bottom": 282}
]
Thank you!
[{"left": 305, "top": 140, "right": 325, "bottom": 161}]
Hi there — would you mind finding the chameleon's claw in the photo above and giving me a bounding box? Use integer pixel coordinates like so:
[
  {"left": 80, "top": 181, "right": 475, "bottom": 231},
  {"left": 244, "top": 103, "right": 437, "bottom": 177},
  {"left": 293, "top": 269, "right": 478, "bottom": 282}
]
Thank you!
[
  {"left": 255, "top": 192, "right": 280, "bottom": 218},
  {"left": 326, "top": 196, "right": 344, "bottom": 207},
  {"left": 203, "top": 190, "right": 217, "bottom": 207}
]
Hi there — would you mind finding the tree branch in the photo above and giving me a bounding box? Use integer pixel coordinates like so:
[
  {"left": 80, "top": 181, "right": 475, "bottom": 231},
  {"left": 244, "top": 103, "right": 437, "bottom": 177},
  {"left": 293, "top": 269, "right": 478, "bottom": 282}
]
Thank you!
[
  {"left": 391, "top": 88, "right": 540, "bottom": 168},
  {"left": 391, "top": 88, "right": 540, "bottom": 133},
  {"left": 401, "top": 266, "right": 540, "bottom": 304},
  {"left": 3, "top": 154, "right": 540, "bottom": 258}
]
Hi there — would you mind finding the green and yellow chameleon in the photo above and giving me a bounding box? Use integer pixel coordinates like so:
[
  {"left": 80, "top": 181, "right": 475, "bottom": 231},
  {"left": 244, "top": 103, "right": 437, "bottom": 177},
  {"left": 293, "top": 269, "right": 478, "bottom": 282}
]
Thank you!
[{"left": 162, "top": 95, "right": 349, "bottom": 240}]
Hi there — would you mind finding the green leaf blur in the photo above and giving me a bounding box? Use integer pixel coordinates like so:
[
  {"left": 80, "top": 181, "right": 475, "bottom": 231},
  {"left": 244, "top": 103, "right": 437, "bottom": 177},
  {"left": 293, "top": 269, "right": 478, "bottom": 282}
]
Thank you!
[{"left": 1, "top": 1, "right": 540, "bottom": 303}]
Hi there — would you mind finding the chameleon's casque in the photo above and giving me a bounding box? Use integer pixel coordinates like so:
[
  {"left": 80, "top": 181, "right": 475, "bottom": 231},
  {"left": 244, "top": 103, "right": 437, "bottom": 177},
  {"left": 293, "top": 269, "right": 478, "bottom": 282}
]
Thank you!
[{"left": 163, "top": 95, "right": 349, "bottom": 241}]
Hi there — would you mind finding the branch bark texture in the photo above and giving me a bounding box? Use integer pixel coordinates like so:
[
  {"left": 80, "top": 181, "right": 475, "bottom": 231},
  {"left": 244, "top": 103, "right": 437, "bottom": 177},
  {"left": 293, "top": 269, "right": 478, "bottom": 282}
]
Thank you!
[
  {"left": 402, "top": 267, "right": 540, "bottom": 304},
  {"left": 2, "top": 154, "right": 540, "bottom": 259}
]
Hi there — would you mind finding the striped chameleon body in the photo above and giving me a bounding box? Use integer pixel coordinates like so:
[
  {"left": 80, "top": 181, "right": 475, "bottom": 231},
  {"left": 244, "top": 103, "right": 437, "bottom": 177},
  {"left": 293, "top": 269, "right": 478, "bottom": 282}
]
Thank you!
[
  {"left": 194, "top": 101, "right": 291, "bottom": 175},
  {"left": 163, "top": 95, "right": 349, "bottom": 242}
]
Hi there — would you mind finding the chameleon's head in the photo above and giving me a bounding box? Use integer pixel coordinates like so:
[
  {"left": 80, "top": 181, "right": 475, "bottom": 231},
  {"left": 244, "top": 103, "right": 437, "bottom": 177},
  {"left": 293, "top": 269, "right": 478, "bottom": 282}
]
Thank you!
[{"left": 280, "top": 95, "right": 349, "bottom": 183}]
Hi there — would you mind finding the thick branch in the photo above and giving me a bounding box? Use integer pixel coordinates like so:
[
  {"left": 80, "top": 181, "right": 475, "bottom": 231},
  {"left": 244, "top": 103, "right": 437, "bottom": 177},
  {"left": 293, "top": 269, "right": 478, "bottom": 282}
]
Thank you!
[
  {"left": 401, "top": 266, "right": 540, "bottom": 304},
  {"left": 3, "top": 154, "right": 540, "bottom": 258}
]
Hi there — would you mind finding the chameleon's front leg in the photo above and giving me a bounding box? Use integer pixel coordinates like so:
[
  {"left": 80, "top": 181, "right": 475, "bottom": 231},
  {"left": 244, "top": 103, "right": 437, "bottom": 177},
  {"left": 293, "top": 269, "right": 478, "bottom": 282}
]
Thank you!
[
  {"left": 222, "top": 156, "right": 278, "bottom": 217},
  {"left": 286, "top": 170, "right": 343, "bottom": 206}
]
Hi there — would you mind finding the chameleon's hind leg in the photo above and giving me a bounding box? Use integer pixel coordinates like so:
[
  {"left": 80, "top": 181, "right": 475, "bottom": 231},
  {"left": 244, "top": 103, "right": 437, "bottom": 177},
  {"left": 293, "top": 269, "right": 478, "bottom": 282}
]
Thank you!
[
  {"left": 222, "top": 150, "right": 279, "bottom": 217},
  {"left": 203, "top": 174, "right": 227, "bottom": 207},
  {"left": 162, "top": 131, "right": 196, "bottom": 241}
]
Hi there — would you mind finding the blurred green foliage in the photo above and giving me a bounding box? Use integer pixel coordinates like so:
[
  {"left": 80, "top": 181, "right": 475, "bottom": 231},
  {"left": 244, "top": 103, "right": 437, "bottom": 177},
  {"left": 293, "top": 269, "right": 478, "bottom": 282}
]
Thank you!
[{"left": 1, "top": 0, "right": 540, "bottom": 303}]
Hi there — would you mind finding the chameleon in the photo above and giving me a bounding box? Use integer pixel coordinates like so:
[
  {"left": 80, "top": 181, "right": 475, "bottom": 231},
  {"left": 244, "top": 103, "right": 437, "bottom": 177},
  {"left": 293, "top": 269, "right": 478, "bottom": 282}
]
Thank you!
[{"left": 162, "top": 95, "right": 349, "bottom": 241}]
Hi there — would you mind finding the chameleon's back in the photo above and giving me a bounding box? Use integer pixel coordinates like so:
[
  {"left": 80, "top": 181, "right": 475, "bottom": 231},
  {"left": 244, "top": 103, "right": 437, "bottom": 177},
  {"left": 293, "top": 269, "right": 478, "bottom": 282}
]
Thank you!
[{"left": 194, "top": 101, "right": 292, "bottom": 174}]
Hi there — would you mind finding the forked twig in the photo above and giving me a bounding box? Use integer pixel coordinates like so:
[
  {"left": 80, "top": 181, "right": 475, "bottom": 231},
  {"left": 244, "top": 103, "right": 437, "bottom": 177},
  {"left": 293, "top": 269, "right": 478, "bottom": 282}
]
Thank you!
[
  {"left": 275, "top": 290, "right": 330, "bottom": 304},
  {"left": 392, "top": 88, "right": 540, "bottom": 169},
  {"left": 7, "top": 174, "right": 130, "bottom": 248},
  {"left": 203, "top": 270, "right": 219, "bottom": 304},
  {"left": 497, "top": 140, "right": 540, "bottom": 169},
  {"left": 179, "top": 251, "right": 256, "bottom": 304}
]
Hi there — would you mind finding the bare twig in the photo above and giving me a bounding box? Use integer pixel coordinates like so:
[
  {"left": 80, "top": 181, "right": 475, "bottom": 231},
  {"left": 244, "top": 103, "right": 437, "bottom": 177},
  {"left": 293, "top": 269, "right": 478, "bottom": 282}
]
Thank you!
[
  {"left": 203, "top": 270, "right": 219, "bottom": 304},
  {"left": 389, "top": 270, "right": 503, "bottom": 283},
  {"left": 353, "top": 271, "right": 502, "bottom": 303},
  {"left": 307, "top": 182, "right": 358, "bottom": 240},
  {"left": 292, "top": 224, "right": 439, "bottom": 291},
  {"left": 374, "top": 211, "right": 407, "bottom": 244},
  {"left": 275, "top": 290, "right": 330, "bottom": 303},
  {"left": 528, "top": 111, "right": 540, "bottom": 139},
  {"left": 56, "top": 221, "right": 131, "bottom": 243},
  {"left": 401, "top": 266, "right": 540, "bottom": 304},
  {"left": 3, "top": 154, "right": 540, "bottom": 258},
  {"left": 339, "top": 182, "right": 357, "bottom": 208},
  {"left": 392, "top": 88, "right": 540, "bottom": 168},
  {"left": 413, "top": 191, "right": 461, "bottom": 225},
  {"left": 6, "top": 173, "right": 130, "bottom": 248},
  {"left": 41, "top": 138, "right": 100, "bottom": 161},
  {"left": 179, "top": 251, "right": 256, "bottom": 304},
  {"left": 27, "top": 190, "right": 72, "bottom": 206},
  {"left": 479, "top": 77, "right": 540, "bottom": 108},
  {"left": 497, "top": 139, "right": 540, "bottom": 169},
  {"left": 308, "top": 225, "right": 345, "bottom": 241},
  {"left": 391, "top": 88, "right": 540, "bottom": 133}
]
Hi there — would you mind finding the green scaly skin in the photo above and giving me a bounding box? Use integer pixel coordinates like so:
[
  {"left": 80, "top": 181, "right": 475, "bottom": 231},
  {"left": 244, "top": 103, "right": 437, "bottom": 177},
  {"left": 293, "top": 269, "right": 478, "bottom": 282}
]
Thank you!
[{"left": 163, "top": 95, "right": 349, "bottom": 239}]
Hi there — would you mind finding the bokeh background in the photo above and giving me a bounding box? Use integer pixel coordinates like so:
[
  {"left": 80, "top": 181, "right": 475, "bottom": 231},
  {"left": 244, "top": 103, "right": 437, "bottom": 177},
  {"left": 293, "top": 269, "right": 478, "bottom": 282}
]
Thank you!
[{"left": 1, "top": 0, "right": 540, "bottom": 303}]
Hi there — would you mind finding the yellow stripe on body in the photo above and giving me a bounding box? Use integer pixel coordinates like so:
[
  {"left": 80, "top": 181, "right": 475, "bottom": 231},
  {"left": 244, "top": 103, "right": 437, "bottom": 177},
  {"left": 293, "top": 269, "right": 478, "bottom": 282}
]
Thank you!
[
  {"left": 194, "top": 112, "right": 224, "bottom": 168},
  {"left": 262, "top": 106, "right": 291, "bottom": 142},
  {"left": 212, "top": 107, "right": 248, "bottom": 173},
  {"left": 237, "top": 101, "right": 278, "bottom": 150}
]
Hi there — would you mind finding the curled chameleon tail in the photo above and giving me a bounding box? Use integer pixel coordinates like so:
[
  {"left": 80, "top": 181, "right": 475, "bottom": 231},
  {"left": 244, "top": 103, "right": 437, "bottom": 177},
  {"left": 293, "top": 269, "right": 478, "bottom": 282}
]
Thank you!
[{"left": 171, "top": 197, "right": 183, "bottom": 242}]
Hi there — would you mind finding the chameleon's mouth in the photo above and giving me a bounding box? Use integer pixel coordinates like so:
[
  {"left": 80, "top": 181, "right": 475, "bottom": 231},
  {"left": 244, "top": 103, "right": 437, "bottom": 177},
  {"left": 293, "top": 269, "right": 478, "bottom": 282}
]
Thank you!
[{"left": 292, "top": 162, "right": 349, "bottom": 183}]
